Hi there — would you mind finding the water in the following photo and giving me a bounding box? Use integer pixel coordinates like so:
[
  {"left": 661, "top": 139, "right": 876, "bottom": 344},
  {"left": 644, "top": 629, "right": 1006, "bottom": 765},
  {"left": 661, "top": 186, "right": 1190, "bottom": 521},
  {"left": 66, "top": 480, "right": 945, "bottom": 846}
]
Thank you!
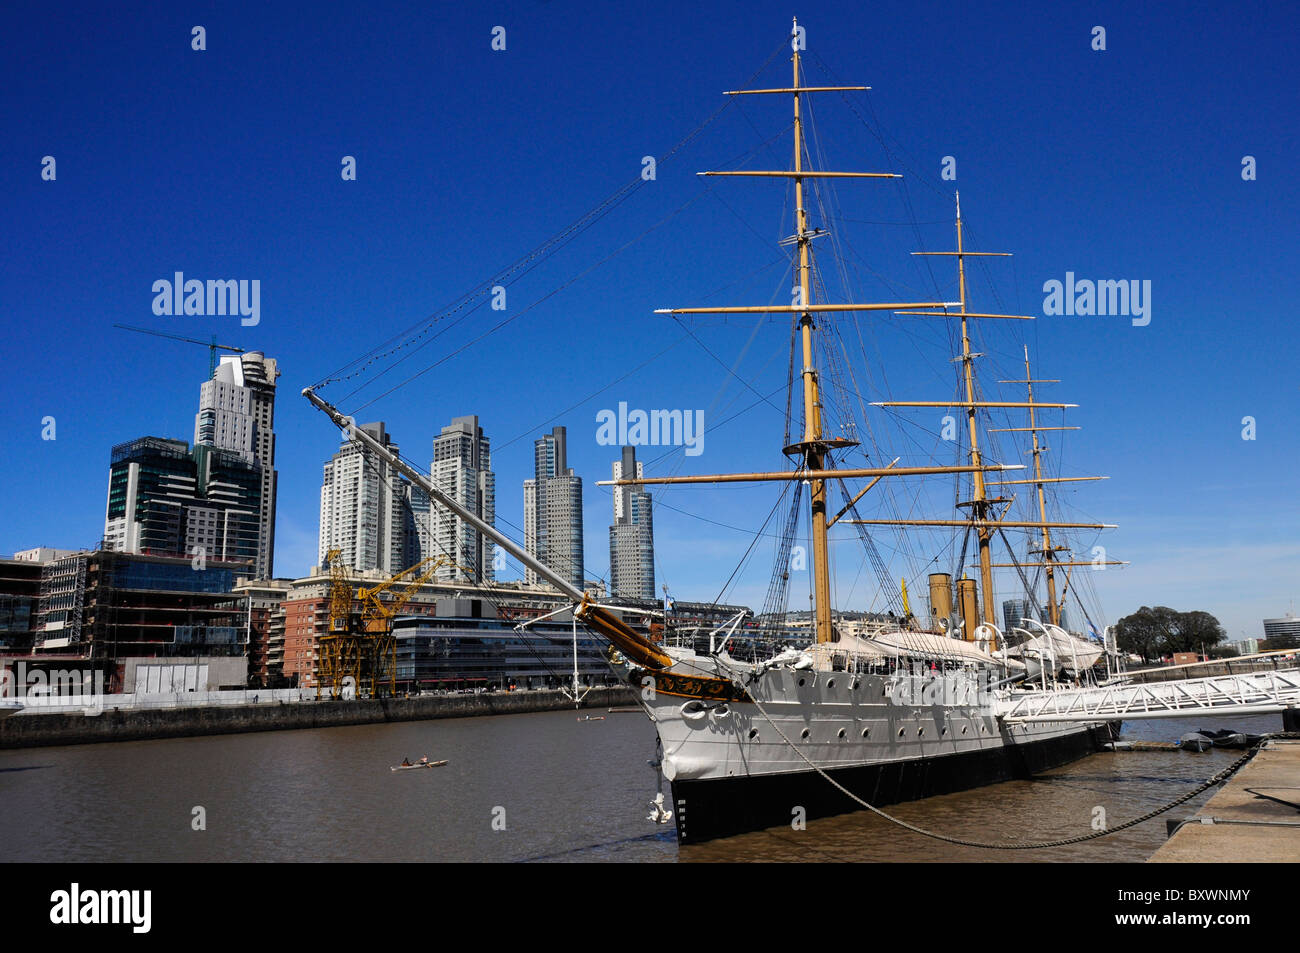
[{"left": 0, "top": 710, "right": 1282, "bottom": 862}]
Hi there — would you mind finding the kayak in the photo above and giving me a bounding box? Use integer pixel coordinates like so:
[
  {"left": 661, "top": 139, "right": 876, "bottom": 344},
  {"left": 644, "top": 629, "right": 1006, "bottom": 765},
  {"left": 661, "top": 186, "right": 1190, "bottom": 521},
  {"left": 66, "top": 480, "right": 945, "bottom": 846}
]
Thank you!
[{"left": 390, "top": 760, "right": 448, "bottom": 771}]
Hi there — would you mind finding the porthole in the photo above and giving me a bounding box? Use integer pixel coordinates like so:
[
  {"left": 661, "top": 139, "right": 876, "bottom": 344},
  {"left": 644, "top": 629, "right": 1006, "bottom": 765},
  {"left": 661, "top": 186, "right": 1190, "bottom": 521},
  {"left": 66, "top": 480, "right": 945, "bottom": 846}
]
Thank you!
[
  {"left": 827, "top": 679, "right": 835, "bottom": 689},
  {"left": 918, "top": 727, "right": 925, "bottom": 737},
  {"left": 748, "top": 728, "right": 759, "bottom": 740},
  {"left": 941, "top": 726, "right": 948, "bottom": 736},
  {"left": 837, "top": 728, "right": 847, "bottom": 739},
  {"left": 961, "top": 725, "right": 969, "bottom": 735},
  {"left": 800, "top": 728, "right": 810, "bottom": 740},
  {"left": 898, "top": 728, "right": 905, "bottom": 737},
  {"left": 851, "top": 679, "right": 860, "bottom": 690},
  {"left": 861, "top": 727, "right": 870, "bottom": 739},
  {"left": 798, "top": 678, "right": 806, "bottom": 687}
]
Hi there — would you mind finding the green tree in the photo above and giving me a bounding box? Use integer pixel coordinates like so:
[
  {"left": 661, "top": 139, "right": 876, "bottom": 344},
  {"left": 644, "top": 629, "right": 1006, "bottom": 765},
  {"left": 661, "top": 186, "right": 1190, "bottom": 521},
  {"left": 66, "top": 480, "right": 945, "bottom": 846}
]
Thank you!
[{"left": 1114, "top": 606, "right": 1226, "bottom": 662}]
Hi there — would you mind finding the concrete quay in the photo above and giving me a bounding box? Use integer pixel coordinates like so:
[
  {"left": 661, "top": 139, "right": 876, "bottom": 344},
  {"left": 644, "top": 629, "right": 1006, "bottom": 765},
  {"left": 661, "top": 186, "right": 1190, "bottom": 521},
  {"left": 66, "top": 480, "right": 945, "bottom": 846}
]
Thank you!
[
  {"left": 0, "top": 686, "right": 638, "bottom": 750},
  {"left": 1149, "top": 738, "right": 1300, "bottom": 862}
]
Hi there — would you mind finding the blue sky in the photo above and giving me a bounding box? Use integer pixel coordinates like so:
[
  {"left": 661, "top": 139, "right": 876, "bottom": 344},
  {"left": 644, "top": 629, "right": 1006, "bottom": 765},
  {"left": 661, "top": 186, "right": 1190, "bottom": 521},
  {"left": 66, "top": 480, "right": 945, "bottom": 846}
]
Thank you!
[{"left": 3, "top": 1, "right": 1296, "bottom": 642}]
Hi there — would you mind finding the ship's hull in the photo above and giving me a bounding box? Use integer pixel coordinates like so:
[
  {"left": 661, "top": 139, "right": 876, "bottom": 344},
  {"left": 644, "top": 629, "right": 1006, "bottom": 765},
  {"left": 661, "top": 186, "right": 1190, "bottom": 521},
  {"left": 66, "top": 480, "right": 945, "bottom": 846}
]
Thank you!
[
  {"left": 670, "top": 719, "right": 1113, "bottom": 844},
  {"left": 631, "top": 662, "right": 1117, "bottom": 844}
]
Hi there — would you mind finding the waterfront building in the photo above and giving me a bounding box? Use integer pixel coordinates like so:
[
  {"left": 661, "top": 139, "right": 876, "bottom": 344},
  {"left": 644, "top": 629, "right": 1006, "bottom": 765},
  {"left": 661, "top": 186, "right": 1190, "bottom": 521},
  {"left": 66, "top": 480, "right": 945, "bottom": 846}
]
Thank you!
[
  {"left": 609, "top": 446, "right": 655, "bottom": 600},
  {"left": 194, "top": 352, "right": 280, "bottom": 578},
  {"left": 429, "top": 416, "right": 495, "bottom": 583},
  {"left": 1263, "top": 614, "right": 1300, "bottom": 650},
  {"left": 523, "top": 426, "right": 583, "bottom": 590},
  {"left": 102, "top": 437, "right": 262, "bottom": 565},
  {"left": 393, "top": 600, "right": 617, "bottom": 692},
  {"left": 318, "top": 422, "right": 409, "bottom": 574},
  {"left": 34, "top": 550, "right": 249, "bottom": 691},
  {"left": 0, "top": 556, "right": 48, "bottom": 652},
  {"left": 12, "top": 547, "right": 79, "bottom": 564},
  {"left": 280, "top": 565, "right": 571, "bottom": 688},
  {"left": 233, "top": 577, "right": 293, "bottom": 688}
]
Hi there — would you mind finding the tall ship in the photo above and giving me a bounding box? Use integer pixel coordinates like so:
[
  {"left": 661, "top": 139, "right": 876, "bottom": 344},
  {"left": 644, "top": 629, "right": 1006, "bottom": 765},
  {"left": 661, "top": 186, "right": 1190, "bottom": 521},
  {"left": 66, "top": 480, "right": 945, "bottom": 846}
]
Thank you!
[{"left": 304, "top": 19, "right": 1122, "bottom": 844}]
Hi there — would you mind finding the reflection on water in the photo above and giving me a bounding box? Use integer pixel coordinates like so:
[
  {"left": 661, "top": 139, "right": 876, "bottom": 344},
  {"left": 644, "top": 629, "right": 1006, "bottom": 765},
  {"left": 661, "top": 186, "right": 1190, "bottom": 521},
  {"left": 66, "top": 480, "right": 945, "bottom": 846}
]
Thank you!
[{"left": 0, "top": 710, "right": 1281, "bottom": 862}]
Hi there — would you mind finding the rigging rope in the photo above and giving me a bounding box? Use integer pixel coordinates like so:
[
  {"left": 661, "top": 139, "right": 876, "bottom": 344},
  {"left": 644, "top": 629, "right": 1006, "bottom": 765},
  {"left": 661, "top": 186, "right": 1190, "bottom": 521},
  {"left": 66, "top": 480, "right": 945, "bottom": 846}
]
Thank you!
[
  {"left": 760, "top": 479, "right": 804, "bottom": 631},
  {"left": 314, "top": 37, "right": 790, "bottom": 396}
]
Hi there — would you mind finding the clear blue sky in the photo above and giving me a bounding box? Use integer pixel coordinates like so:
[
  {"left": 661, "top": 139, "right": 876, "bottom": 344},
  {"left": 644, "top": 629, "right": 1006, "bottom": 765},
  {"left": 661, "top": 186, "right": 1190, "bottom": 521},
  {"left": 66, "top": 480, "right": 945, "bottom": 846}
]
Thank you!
[{"left": 3, "top": 1, "right": 1296, "bottom": 642}]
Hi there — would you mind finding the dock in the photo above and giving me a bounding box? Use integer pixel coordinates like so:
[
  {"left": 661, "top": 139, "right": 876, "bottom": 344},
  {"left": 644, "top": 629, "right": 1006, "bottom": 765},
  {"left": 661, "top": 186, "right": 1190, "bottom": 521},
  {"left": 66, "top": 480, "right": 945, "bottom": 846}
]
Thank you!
[
  {"left": 0, "top": 685, "right": 637, "bottom": 749},
  {"left": 1149, "top": 739, "right": 1300, "bottom": 862}
]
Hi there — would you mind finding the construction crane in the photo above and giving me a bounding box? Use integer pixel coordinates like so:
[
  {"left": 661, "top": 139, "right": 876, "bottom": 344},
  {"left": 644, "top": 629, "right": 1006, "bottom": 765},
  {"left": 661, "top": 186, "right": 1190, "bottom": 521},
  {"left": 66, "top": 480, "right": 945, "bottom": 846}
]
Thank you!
[
  {"left": 359, "top": 555, "right": 480, "bottom": 696},
  {"left": 317, "top": 548, "right": 363, "bottom": 700},
  {"left": 113, "top": 324, "right": 245, "bottom": 377},
  {"left": 316, "top": 553, "right": 478, "bottom": 700}
]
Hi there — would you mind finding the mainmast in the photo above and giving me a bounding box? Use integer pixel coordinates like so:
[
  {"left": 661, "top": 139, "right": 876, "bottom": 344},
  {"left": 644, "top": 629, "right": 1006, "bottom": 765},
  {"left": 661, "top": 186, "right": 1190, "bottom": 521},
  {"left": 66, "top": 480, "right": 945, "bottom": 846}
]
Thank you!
[{"left": 864, "top": 197, "right": 1118, "bottom": 649}]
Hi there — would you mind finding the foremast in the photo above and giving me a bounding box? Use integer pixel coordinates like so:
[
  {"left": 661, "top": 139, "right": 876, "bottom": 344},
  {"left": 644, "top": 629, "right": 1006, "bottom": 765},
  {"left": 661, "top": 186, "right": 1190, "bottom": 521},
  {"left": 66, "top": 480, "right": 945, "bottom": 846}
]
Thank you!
[
  {"left": 862, "top": 197, "right": 1124, "bottom": 648},
  {"left": 625, "top": 18, "right": 1025, "bottom": 647},
  {"left": 790, "top": 24, "right": 833, "bottom": 646}
]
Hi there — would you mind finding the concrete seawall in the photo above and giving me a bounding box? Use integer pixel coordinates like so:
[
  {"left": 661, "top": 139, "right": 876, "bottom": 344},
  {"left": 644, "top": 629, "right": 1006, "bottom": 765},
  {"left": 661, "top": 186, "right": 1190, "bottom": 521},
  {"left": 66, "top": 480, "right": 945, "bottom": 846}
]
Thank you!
[
  {"left": 1149, "top": 738, "right": 1300, "bottom": 862},
  {"left": 0, "top": 686, "right": 639, "bottom": 750}
]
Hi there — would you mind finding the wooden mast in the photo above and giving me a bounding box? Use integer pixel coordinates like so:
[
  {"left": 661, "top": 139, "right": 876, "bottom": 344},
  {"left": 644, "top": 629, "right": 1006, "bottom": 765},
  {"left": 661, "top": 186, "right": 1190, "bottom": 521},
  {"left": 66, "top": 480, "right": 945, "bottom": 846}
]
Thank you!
[
  {"left": 951, "top": 193, "right": 999, "bottom": 628},
  {"left": 1023, "top": 348, "right": 1060, "bottom": 625},
  {"left": 614, "top": 22, "right": 1040, "bottom": 649},
  {"left": 789, "top": 22, "right": 836, "bottom": 644},
  {"left": 649, "top": 19, "right": 963, "bottom": 645},
  {"left": 989, "top": 352, "right": 1123, "bottom": 624}
]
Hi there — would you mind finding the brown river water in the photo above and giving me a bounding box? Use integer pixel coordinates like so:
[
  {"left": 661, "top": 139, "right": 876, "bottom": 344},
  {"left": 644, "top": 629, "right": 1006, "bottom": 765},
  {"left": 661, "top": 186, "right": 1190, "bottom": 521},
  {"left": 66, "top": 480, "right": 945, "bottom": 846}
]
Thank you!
[{"left": 0, "top": 710, "right": 1283, "bottom": 862}]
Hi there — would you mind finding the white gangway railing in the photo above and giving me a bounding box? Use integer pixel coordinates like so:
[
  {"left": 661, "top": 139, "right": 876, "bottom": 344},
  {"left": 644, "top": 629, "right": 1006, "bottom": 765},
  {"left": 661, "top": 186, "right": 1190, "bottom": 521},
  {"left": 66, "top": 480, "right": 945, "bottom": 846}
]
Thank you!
[{"left": 996, "top": 669, "right": 1300, "bottom": 723}]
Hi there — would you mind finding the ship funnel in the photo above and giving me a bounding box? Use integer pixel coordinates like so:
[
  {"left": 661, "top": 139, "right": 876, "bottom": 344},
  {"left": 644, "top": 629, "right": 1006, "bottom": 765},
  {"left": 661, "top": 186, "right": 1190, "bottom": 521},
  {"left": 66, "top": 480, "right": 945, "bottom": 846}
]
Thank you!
[
  {"left": 928, "top": 573, "right": 953, "bottom": 630},
  {"left": 957, "top": 577, "right": 980, "bottom": 643}
]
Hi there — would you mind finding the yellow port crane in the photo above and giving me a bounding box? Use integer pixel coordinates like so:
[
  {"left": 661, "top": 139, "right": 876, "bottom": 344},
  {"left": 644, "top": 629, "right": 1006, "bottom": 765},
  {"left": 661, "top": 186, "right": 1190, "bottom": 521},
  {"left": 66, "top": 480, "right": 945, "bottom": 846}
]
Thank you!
[
  {"left": 316, "top": 553, "right": 477, "bottom": 700},
  {"left": 317, "top": 548, "right": 364, "bottom": 700}
]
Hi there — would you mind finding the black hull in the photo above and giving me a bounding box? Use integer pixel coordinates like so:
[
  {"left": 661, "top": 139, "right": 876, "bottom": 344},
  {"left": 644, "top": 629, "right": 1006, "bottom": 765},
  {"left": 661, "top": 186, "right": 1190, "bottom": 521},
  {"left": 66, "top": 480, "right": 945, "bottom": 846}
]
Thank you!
[{"left": 670, "top": 722, "right": 1116, "bottom": 844}]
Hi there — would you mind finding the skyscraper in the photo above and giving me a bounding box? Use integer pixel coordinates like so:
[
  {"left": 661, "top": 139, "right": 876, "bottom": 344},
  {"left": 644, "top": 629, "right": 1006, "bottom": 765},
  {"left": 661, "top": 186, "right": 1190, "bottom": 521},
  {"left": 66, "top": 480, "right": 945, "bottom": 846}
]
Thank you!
[
  {"left": 194, "top": 352, "right": 279, "bottom": 578},
  {"left": 523, "top": 426, "right": 583, "bottom": 590},
  {"left": 429, "top": 416, "right": 495, "bottom": 583},
  {"left": 1002, "top": 598, "right": 1033, "bottom": 636},
  {"left": 103, "top": 436, "right": 262, "bottom": 565},
  {"left": 609, "top": 446, "right": 654, "bottom": 600},
  {"left": 318, "top": 422, "right": 408, "bottom": 574}
]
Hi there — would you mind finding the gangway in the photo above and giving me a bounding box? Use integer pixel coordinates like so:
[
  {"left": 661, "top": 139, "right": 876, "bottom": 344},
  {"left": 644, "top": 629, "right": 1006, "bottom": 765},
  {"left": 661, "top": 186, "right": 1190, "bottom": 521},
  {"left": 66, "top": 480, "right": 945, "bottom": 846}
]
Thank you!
[{"left": 997, "top": 668, "right": 1300, "bottom": 723}]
